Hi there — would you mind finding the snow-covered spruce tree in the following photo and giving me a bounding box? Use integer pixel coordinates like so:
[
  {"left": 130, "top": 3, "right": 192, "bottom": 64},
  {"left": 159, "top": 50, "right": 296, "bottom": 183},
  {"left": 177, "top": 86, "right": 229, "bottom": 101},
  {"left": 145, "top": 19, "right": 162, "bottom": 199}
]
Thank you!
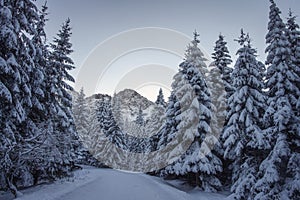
[
  {"left": 22, "top": 2, "right": 55, "bottom": 186},
  {"left": 88, "top": 100, "right": 103, "bottom": 155},
  {"left": 210, "top": 33, "right": 234, "bottom": 189},
  {"left": 285, "top": 10, "right": 300, "bottom": 199},
  {"left": 156, "top": 92, "right": 181, "bottom": 150},
  {"left": 206, "top": 62, "right": 228, "bottom": 185},
  {"left": 286, "top": 9, "right": 300, "bottom": 112},
  {"left": 163, "top": 31, "right": 222, "bottom": 191},
  {"left": 212, "top": 34, "right": 233, "bottom": 97},
  {"left": 221, "top": 30, "right": 268, "bottom": 200},
  {"left": 27, "top": 2, "right": 47, "bottom": 122},
  {"left": 211, "top": 34, "right": 233, "bottom": 140},
  {"left": 72, "top": 87, "right": 94, "bottom": 164},
  {"left": 286, "top": 9, "right": 300, "bottom": 80},
  {"left": 155, "top": 88, "right": 167, "bottom": 107},
  {"left": 210, "top": 34, "right": 233, "bottom": 188},
  {"left": 73, "top": 87, "right": 89, "bottom": 146},
  {"left": 206, "top": 62, "right": 227, "bottom": 139},
  {"left": 0, "top": 0, "right": 49, "bottom": 196},
  {"left": 97, "top": 100, "right": 125, "bottom": 149},
  {"left": 46, "top": 18, "right": 78, "bottom": 177},
  {"left": 85, "top": 99, "right": 115, "bottom": 167},
  {"left": 161, "top": 63, "right": 200, "bottom": 179},
  {"left": 145, "top": 105, "right": 165, "bottom": 141},
  {"left": 252, "top": 1, "right": 300, "bottom": 199}
]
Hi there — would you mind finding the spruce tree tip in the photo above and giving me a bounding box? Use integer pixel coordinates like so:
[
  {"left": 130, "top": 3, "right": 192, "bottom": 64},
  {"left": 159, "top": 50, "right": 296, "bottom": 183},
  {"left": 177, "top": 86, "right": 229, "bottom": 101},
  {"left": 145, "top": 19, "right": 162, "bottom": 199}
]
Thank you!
[
  {"left": 234, "top": 29, "right": 247, "bottom": 46},
  {"left": 193, "top": 30, "right": 200, "bottom": 44}
]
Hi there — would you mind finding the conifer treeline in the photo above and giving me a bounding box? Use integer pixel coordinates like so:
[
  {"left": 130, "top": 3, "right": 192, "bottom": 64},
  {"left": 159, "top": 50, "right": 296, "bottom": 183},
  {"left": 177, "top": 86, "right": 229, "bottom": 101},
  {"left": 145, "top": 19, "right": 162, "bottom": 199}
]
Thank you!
[
  {"left": 0, "top": 1, "right": 79, "bottom": 196},
  {"left": 0, "top": 0, "right": 299, "bottom": 199},
  {"left": 91, "top": 1, "right": 300, "bottom": 199},
  {"left": 159, "top": 1, "right": 300, "bottom": 199}
]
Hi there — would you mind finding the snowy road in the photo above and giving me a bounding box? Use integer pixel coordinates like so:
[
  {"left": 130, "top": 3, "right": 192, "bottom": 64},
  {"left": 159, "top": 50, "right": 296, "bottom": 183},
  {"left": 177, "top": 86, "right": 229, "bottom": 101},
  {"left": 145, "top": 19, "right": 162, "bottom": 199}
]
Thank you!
[
  {"left": 55, "top": 170, "right": 188, "bottom": 200},
  {"left": 9, "top": 167, "right": 227, "bottom": 200}
]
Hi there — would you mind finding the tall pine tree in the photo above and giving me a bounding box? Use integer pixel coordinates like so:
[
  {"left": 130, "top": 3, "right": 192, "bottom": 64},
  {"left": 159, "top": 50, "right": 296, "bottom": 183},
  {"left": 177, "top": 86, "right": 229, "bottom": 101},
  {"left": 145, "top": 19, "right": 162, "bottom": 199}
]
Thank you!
[
  {"left": 285, "top": 9, "right": 300, "bottom": 200},
  {"left": 156, "top": 92, "right": 181, "bottom": 150},
  {"left": 212, "top": 34, "right": 233, "bottom": 97},
  {"left": 155, "top": 88, "right": 167, "bottom": 107},
  {"left": 210, "top": 34, "right": 233, "bottom": 187},
  {"left": 46, "top": 18, "right": 77, "bottom": 177},
  {"left": 163, "top": 31, "right": 222, "bottom": 191},
  {"left": 222, "top": 30, "right": 268, "bottom": 199},
  {"left": 286, "top": 9, "right": 300, "bottom": 82},
  {"left": 253, "top": 1, "right": 300, "bottom": 199},
  {"left": 0, "top": 0, "right": 46, "bottom": 195},
  {"left": 73, "top": 87, "right": 89, "bottom": 145}
]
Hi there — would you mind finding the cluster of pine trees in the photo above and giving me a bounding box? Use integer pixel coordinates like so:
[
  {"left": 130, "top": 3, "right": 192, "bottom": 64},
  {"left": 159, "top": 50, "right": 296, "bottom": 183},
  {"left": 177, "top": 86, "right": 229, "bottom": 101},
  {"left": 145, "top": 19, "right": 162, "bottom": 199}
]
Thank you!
[
  {"left": 0, "top": 0, "right": 81, "bottom": 197},
  {"left": 160, "top": 1, "right": 300, "bottom": 199},
  {"left": 1, "top": 0, "right": 299, "bottom": 199},
  {"left": 93, "top": 1, "right": 300, "bottom": 199}
]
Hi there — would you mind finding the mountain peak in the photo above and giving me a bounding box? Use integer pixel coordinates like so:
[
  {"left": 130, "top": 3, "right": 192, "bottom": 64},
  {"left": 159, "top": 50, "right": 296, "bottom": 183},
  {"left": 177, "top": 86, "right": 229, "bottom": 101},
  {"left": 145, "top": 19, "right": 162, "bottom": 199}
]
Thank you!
[{"left": 114, "top": 89, "right": 154, "bottom": 111}]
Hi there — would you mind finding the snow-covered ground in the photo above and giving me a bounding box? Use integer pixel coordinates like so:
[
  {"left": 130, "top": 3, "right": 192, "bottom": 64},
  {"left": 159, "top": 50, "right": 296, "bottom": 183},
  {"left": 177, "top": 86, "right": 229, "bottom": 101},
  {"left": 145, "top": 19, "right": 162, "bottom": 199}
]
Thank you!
[{"left": 1, "top": 166, "right": 228, "bottom": 200}]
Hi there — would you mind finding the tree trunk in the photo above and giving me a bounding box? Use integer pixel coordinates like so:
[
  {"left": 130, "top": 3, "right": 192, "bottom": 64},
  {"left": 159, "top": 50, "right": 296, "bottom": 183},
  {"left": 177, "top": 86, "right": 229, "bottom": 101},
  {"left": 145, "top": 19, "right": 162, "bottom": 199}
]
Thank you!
[
  {"left": 195, "top": 172, "right": 201, "bottom": 187},
  {"left": 6, "top": 177, "right": 23, "bottom": 198}
]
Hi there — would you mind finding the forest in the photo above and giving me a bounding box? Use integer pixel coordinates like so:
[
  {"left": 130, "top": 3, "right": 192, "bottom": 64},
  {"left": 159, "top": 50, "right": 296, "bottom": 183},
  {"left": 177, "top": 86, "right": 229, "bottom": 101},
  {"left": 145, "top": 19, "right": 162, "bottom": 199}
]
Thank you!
[{"left": 0, "top": 0, "right": 300, "bottom": 199}]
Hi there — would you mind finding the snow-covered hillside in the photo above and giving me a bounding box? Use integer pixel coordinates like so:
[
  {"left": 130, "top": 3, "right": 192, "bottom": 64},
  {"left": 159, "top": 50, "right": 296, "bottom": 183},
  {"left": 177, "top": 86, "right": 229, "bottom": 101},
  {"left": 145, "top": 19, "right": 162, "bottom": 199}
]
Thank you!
[
  {"left": 73, "top": 88, "right": 165, "bottom": 140},
  {"left": 1, "top": 167, "right": 228, "bottom": 200},
  {"left": 115, "top": 89, "right": 155, "bottom": 121},
  {"left": 114, "top": 89, "right": 165, "bottom": 137}
]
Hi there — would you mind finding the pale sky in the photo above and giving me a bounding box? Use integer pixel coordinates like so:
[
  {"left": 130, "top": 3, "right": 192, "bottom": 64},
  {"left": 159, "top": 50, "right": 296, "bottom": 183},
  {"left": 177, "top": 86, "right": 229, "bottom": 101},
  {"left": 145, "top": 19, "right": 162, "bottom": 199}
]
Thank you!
[{"left": 36, "top": 0, "right": 300, "bottom": 101}]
